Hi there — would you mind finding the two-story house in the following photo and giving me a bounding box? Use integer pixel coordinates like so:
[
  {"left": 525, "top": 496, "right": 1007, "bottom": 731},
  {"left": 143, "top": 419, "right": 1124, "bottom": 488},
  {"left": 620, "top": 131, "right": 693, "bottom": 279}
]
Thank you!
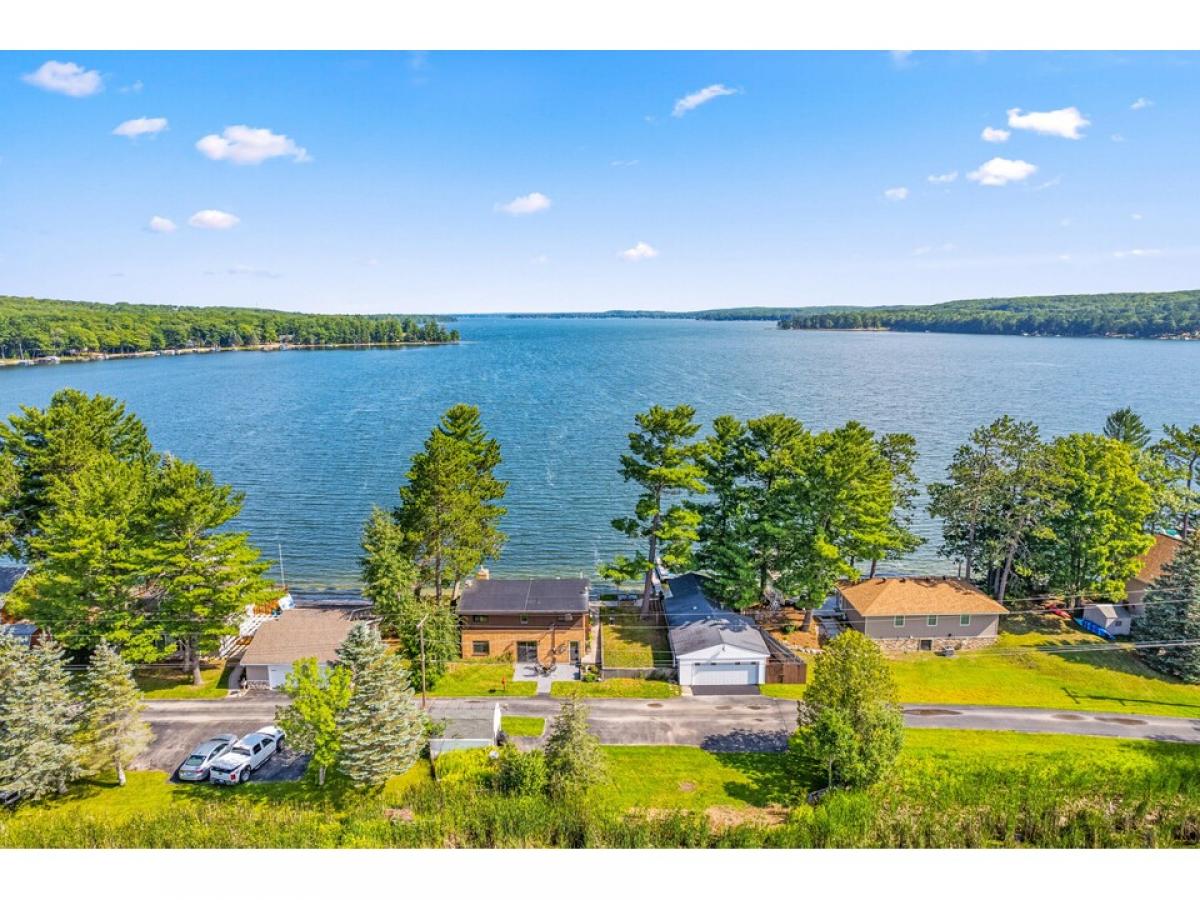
[{"left": 458, "top": 576, "right": 590, "bottom": 666}]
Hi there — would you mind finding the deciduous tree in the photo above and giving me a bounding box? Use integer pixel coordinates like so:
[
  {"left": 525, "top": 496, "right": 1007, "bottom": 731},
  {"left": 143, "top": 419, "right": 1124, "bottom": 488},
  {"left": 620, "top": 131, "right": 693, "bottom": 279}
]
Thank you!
[
  {"left": 275, "top": 657, "right": 353, "bottom": 787},
  {"left": 543, "top": 696, "right": 605, "bottom": 798}
]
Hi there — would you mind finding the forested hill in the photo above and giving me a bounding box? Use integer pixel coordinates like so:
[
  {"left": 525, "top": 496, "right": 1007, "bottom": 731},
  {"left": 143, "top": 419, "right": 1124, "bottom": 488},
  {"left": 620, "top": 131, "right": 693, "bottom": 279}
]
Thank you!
[
  {"left": 492, "top": 306, "right": 860, "bottom": 321},
  {"left": 0, "top": 295, "right": 458, "bottom": 358},
  {"left": 777, "top": 290, "right": 1200, "bottom": 339}
]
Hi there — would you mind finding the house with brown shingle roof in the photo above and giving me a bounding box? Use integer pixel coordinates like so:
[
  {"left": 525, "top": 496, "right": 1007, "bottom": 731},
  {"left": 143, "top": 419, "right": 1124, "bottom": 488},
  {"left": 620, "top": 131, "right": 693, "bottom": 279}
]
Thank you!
[
  {"left": 239, "top": 605, "right": 370, "bottom": 689},
  {"left": 1125, "top": 533, "right": 1183, "bottom": 616},
  {"left": 834, "top": 576, "right": 1007, "bottom": 652}
]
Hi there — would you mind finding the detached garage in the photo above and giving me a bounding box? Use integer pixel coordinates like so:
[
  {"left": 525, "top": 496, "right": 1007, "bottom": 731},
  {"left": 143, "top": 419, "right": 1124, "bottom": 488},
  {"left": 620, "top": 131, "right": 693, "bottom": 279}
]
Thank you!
[
  {"left": 666, "top": 574, "right": 770, "bottom": 689},
  {"left": 239, "top": 605, "right": 365, "bottom": 689}
]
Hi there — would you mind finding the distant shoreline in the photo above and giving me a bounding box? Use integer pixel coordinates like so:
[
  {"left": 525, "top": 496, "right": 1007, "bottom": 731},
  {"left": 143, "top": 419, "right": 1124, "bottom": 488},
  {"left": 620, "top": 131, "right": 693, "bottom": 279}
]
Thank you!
[{"left": 0, "top": 340, "right": 458, "bottom": 369}]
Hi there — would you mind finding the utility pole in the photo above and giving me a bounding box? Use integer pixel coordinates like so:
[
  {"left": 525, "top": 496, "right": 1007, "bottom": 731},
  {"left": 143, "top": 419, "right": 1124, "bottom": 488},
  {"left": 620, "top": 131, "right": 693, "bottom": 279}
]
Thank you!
[{"left": 417, "top": 610, "right": 431, "bottom": 709}]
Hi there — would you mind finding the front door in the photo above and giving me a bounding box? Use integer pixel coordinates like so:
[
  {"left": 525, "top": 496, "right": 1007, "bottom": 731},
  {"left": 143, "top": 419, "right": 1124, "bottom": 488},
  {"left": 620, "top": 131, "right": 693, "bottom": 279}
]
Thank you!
[
  {"left": 569, "top": 641, "right": 580, "bottom": 664},
  {"left": 516, "top": 641, "right": 539, "bottom": 663}
]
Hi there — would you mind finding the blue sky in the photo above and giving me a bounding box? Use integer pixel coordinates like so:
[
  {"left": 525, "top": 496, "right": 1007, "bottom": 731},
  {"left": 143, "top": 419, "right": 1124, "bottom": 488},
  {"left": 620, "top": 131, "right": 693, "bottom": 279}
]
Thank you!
[{"left": 1, "top": 51, "right": 1197, "bottom": 314}]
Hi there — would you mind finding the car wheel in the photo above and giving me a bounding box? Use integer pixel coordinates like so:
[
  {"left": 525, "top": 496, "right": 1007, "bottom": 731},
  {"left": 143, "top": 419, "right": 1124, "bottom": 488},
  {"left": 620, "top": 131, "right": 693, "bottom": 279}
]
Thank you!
[{"left": 241, "top": 768, "right": 251, "bottom": 783}]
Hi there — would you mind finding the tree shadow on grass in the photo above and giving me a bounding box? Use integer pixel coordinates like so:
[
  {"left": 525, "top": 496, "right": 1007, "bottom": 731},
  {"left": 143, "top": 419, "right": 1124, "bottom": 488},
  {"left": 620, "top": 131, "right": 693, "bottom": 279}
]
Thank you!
[{"left": 712, "top": 750, "right": 798, "bottom": 807}]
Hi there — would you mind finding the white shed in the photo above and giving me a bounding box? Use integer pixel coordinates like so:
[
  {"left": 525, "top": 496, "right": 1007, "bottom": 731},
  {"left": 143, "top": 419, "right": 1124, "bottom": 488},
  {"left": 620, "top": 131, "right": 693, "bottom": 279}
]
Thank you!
[
  {"left": 429, "top": 703, "right": 502, "bottom": 759},
  {"left": 1082, "top": 603, "right": 1133, "bottom": 637}
]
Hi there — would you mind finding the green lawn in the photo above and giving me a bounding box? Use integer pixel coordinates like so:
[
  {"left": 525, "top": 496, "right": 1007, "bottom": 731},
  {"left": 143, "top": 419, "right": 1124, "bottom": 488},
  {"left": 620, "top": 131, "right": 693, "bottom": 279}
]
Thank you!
[
  {"left": 134, "top": 663, "right": 232, "bottom": 700},
  {"left": 5, "top": 731, "right": 1199, "bottom": 847},
  {"left": 600, "top": 606, "right": 673, "bottom": 668},
  {"left": 500, "top": 715, "right": 545, "bottom": 737},
  {"left": 764, "top": 618, "right": 1200, "bottom": 717},
  {"left": 427, "top": 662, "right": 537, "bottom": 697},
  {"left": 551, "top": 677, "right": 680, "bottom": 698}
]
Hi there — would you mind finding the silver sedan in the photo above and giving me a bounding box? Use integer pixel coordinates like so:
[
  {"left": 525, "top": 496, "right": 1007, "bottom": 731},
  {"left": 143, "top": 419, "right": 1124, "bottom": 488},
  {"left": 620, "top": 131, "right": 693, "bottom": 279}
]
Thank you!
[{"left": 176, "top": 734, "right": 237, "bottom": 782}]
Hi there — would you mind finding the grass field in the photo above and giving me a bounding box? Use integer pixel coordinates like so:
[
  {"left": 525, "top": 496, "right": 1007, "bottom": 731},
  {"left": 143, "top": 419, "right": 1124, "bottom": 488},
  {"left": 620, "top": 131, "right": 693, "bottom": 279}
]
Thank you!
[
  {"left": 5, "top": 730, "right": 1198, "bottom": 847},
  {"left": 134, "top": 663, "right": 232, "bottom": 700},
  {"left": 500, "top": 715, "right": 545, "bottom": 737},
  {"left": 763, "top": 618, "right": 1200, "bottom": 717},
  {"left": 427, "top": 662, "right": 537, "bottom": 697},
  {"left": 600, "top": 606, "right": 673, "bottom": 668},
  {"left": 551, "top": 678, "right": 680, "bottom": 698}
]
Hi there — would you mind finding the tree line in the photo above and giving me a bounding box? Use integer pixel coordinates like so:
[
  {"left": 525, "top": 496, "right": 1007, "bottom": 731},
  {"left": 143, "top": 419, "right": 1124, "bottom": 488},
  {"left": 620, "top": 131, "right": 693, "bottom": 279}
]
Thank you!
[
  {"left": 778, "top": 289, "right": 1200, "bottom": 339},
  {"left": 603, "top": 403, "right": 1200, "bottom": 616},
  {"left": 0, "top": 295, "right": 458, "bottom": 358}
]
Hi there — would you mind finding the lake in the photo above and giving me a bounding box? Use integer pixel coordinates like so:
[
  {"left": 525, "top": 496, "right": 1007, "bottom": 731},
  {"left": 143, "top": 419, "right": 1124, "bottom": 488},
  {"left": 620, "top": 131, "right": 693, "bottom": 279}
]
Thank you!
[{"left": 2, "top": 317, "right": 1198, "bottom": 588}]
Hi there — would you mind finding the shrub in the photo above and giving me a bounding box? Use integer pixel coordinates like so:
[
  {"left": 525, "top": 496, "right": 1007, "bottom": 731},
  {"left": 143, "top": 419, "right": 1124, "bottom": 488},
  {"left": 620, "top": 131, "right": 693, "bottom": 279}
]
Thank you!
[{"left": 494, "top": 746, "right": 547, "bottom": 796}]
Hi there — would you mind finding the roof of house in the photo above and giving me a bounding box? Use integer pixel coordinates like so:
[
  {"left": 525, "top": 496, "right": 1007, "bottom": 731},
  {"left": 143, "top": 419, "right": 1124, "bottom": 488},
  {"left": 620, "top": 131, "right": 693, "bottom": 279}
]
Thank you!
[
  {"left": 0, "top": 565, "right": 28, "bottom": 597},
  {"left": 457, "top": 578, "right": 589, "bottom": 614},
  {"left": 1127, "top": 533, "right": 1183, "bottom": 591},
  {"left": 1084, "top": 603, "right": 1129, "bottom": 623},
  {"left": 836, "top": 576, "right": 1007, "bottom": 617},
  {"left": 664, "top": 574, "right": 770, "bottom": 658},
  {"left": 239, "top": 606, "right": 367, "bottom": 667}
]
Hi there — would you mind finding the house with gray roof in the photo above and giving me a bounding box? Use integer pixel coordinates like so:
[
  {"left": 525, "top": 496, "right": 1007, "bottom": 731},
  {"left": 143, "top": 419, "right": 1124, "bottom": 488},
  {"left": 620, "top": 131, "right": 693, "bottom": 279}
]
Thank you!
[{"left": 664, "top": 574, "right": 770, "bottom": 688}]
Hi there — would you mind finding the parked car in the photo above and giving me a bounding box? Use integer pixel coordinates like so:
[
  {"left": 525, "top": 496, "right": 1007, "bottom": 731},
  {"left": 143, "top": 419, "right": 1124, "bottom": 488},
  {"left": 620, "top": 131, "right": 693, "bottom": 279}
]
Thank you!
[
  {"left": 208, "top": 726, "right": 286, "bottom": 785},
  {"left": 176, "top": 734, "right": 237, "bottom": 782}
]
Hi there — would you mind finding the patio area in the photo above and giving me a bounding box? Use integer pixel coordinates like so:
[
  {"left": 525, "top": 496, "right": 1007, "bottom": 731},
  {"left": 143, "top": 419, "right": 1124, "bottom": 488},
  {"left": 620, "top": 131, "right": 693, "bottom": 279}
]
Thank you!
[{"left": 512, "top": 661, "right": 580, "bottom": 695}]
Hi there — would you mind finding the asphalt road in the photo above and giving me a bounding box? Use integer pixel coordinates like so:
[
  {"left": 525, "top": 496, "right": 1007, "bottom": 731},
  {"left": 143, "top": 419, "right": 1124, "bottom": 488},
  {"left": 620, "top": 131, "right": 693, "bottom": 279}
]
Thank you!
[{"left": 138, "top": 694, "right": 1200, "bottom": 773}]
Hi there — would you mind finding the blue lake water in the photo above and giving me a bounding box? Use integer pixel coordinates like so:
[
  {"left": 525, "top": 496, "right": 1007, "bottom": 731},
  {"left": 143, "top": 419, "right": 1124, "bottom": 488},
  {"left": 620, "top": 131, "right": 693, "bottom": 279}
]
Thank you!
[{"left": 2, "top": 317, "right": 1198, "bottom": 587}]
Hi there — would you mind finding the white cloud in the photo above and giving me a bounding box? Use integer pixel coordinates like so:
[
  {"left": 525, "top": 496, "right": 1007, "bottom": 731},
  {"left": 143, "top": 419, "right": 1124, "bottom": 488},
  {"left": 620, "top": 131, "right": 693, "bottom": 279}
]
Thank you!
[
  {"left": 981, "top": 126, "right": 1010, "bottom": 143},
  {"left": 883, "top": 186, "right": 909, "bottom": 201},
  {"left": 1113, "top": 248, "right": 1162, "bottom": 259},
  {"left": 188, "top": 209, "right": 240, "bottom": 230},
  {"left": 619, "top": 241, "right": 659, "bottom": 262},
  {"left": 1131, "top": 97, "right": 1153, "bottom": 110},
  {"left": 196, "top": 125, "right": 310, "bottom": 165},
  {"left": 1131, "top": 212, "right": 1144, "bottom": 221},
  {"left": 610, "top": 159, "right": 639, "bottom": 167},
  {"left": 495, "top": 192, "right": 552, "bottom": 216},
  {"left": 22, "top": 60, "right": 103, "bottom": 97},
  {"left": 363, "top": 257, "right": 381, "bottom": 267},
  {"left": 1006, "top": 107, "right": 1090, "bottom": 139},
  {"left": 531, "top": 254, "right": 550, "bottom": 265},
  {"left": 227, "top": 265, "right": 281, "bottom": 279},
  {"left": 889, "top": 50, "right": 915, "bottom": 68},
  {"left": 672, "top": 84, "right": 737, "bottom": 117},
  {"left": 113, "top": 117, "right": 168, "bottom": 138},
  {"left": 927, "top": 171, "right": 958, "bottom": 184},
  {"left": 119, "top": 80, "right": 144, "bottom": 95},
  {"left": 147, "top": 216, "right": 176, "bottom": 233},
  {"left": 967, "top": 157, "right": 1038, "bottom": 187}
]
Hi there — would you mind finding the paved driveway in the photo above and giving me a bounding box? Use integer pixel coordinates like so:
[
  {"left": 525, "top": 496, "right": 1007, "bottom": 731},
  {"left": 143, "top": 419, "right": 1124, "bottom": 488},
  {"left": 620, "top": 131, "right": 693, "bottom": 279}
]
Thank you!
[{"left": 138, "top": 695, "right": 290, "bottom": 774}]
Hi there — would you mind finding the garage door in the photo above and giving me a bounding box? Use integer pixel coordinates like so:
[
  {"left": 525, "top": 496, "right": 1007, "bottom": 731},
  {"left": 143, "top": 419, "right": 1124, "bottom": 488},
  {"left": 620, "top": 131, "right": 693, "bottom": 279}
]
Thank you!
[
  {"left": 691, "top": 662, "right": 755, "bottom": 686},
  {"left": 267, "top": 665, "right": 291, "bottom": 688}
]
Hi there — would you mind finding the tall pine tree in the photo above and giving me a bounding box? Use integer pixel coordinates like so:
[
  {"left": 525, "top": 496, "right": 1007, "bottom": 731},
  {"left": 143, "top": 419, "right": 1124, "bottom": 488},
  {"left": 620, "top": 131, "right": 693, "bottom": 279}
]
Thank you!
[
  {"left": 81, "top": 641, "right": 152, "bottom": 786},
  {"left": 1133, "top": 533, "right": 1200, "bottom": 682},
  {"left": 335, "top": 624, "right": 427, "bottom": 785},
  {"left": 0, "top": 636, "right": 83, "bottom": 801}
]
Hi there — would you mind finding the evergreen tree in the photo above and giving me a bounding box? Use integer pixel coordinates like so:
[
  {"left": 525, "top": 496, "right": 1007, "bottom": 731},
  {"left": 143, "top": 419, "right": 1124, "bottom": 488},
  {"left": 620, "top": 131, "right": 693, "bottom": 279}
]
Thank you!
[
  {"left": 791, "top": 630, "right": 902, "bottom": 789},
  {"left": 275, "top": 657, "right": 353, "bottom": 787},
  {"left": 0, "top": 389, "right": 153, "bottom": 558},
  {"left": 0, "top": 451, "right": 17, "bottom": 558},
  {"left": 611, "top": 405, "right": 705, "bottom": 614},
  {"left": 1133, "top": 533, "right": 1200, "bottom": 682},
  {"left": 543, "top": 696, "right": 605, "bottom": 798},
  {"left": 80, "top": 641, "right": 152, "bottom": 786},
  {"left": 691, "top": 415, "right": 758, "bottom": 609},
  {"left": 147, "top": 457, "right": 276, "bottom": 684},
  {"left": 0, "top": 636, "right": 83, "bottom": 801},
  {"left": 1156, "top": 423, "right": 1200, "bottom": 539},
  {"left": 1103, "top": 407, "right": 1152, "bottom": 449},
  {"left": 20, "top": 454, "right": 165, "bottom": 661},
  {"left": 360, "top": 506, "right": 420, "bottom": 625},
  {"left": 335, "top": 624, "right": 427, "bottom": 785}
]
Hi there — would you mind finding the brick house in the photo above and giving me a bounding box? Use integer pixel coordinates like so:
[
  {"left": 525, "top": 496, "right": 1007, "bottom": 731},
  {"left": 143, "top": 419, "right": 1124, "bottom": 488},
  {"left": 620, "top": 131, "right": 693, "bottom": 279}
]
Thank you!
[
  {"left": 835, "top": 576, "right": 1007, "bottom": 652},
  {"left": 458, "top": 577, "right": 590, "bottom": 665}
]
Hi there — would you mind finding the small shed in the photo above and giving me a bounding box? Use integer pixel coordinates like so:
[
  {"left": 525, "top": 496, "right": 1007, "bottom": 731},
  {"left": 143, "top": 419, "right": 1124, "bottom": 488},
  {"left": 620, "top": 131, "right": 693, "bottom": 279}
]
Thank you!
[
  {"left": 429, "top": 703, "right": 502, "bottom": 760},
  {"left": 1082, "top": 603, "right": 1133, "bottom": 637}
]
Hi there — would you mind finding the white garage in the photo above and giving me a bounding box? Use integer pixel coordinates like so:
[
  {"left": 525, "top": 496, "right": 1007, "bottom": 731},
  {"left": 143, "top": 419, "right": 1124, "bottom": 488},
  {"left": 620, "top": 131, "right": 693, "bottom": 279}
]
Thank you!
[{"left": 665, "top": 574, "right": 770, "bottom": 689}]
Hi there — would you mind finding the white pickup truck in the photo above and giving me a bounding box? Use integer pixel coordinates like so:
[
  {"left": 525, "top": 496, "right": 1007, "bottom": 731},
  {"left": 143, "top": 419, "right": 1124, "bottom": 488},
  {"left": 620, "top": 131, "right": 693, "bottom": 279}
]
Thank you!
[{"left": 208, "top": 726, "right": 286, "bottom": 785}]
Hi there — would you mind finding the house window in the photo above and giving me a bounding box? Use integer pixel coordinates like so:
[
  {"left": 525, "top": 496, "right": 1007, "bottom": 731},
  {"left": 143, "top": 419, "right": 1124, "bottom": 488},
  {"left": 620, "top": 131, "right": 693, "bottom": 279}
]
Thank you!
[
  {"left": 471, "top": 640, "right": 489, "bottom": 656},
  {"left": 472, "top": 615, "right": 488, "bottom": 624},
  {"left": 926, "top": 615, "right": 938, "bottom": 627},
  {"left": 520, "top": 615, "right": 529, "bottom": 625},
  {"left": 893, "top": 615, "right": 905, "bottom": 628},
  {"left": 960, "top": 614, "right": 971, "bottom": 627}
]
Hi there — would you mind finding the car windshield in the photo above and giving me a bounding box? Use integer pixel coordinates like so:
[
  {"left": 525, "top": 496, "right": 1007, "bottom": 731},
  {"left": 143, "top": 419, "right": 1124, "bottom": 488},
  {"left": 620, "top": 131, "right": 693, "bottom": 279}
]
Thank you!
[
  {"left": 228, "top": 746, "right": 252, "bottom": 757},
  {"left": 184, "top": 755, "right": 205, "bottom": 766}
]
